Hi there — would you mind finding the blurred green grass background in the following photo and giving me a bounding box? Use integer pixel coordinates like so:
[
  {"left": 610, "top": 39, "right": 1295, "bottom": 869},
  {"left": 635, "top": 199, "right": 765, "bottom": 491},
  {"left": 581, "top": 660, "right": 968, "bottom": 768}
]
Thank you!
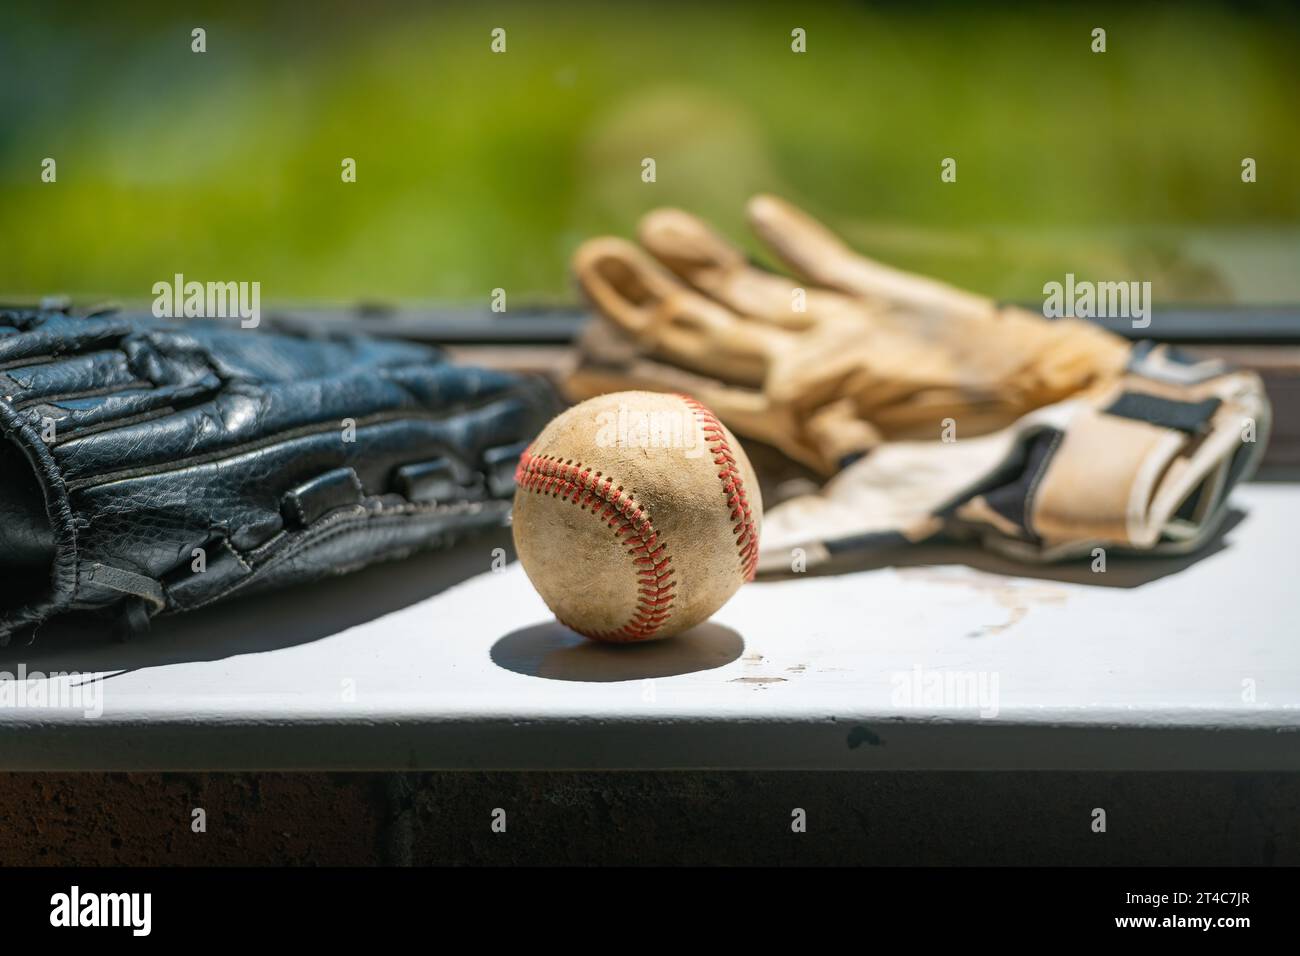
[{"left": 2, "top": 0, "right": 1297, "bottom": 304}]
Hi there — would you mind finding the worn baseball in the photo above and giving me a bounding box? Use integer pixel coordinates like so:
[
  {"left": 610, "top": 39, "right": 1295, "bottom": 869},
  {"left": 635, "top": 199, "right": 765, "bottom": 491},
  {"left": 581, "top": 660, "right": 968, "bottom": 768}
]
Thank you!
[{"left": 512, "top": 391, "right": 762, "bottom": 642}]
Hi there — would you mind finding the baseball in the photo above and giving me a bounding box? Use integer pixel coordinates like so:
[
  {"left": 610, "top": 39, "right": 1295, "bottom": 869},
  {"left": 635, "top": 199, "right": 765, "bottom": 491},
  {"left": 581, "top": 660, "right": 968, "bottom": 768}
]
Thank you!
[{"left": 512, "top": 391, "right": 762, "bottom": 642}]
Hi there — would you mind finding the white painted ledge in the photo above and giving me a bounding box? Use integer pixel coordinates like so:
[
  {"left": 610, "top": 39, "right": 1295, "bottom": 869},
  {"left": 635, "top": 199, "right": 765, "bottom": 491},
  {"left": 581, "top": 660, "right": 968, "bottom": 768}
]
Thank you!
[{"left": 1, "top": 484, "right": 1296, "bottom": 771}]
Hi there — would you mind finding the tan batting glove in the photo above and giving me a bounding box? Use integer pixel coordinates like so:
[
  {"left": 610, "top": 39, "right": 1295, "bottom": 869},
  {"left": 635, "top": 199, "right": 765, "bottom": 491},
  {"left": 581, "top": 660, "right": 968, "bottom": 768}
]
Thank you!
[
  {"left": 568, "top": 195, "right": 1131, "bottom": 476},
  {"left": 757, "top": 347, "right": 1270, "bottom": 571}
]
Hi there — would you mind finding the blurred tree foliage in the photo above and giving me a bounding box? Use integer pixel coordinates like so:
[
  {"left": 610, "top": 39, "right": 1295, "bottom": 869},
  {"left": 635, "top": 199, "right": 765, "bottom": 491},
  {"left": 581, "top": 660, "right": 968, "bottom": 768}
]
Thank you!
[{"left": 2, "top": 0, "right": 1297, "bottom": 303}]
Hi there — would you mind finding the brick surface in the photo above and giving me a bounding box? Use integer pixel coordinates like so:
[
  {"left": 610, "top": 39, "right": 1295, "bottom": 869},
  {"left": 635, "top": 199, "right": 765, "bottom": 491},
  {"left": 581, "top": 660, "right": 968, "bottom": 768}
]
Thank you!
[
  {"left": 1, "top": 772, "right": 1296, "bottom": 866},
  {"left": 0, "top": 773, "right": 386, "bottom": 866}
]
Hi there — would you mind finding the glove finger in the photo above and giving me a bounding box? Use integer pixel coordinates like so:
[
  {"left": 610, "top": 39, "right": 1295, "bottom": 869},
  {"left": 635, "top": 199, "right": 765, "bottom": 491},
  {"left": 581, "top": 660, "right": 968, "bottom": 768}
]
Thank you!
[
  {"left": 746, "top": 194, "right": 992, "bottom": 321},
  {"left": 636, "top": 206, "right": 857, "bottom": 329},
  {"left": 634, "top": 207, "right": 1038, "bottom": 463},
  {"left": 565, "top": 315, "right": 830, "bottom": 474},
  {"left": 573, "top": 236, "right": 782, "bottom": 388},
  {"left": 746, "top": 194, "right": 1133, "bottom": 413},
  {"left": 0, "top": 439, "right": 54, "bottom": 569}
]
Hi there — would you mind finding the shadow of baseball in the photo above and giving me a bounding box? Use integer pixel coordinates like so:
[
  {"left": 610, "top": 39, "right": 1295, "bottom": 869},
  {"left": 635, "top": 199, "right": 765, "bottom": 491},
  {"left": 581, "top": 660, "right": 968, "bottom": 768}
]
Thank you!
[{"left": 490, "top": 620, "right": 744, "bottom": 682}]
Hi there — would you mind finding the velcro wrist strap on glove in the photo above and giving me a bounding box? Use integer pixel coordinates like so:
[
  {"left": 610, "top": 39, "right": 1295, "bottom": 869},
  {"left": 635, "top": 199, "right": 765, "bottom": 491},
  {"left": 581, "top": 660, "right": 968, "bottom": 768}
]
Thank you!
[
  {"left": 757, "top": 345, "right": 1270, "bottom": 572},
  {"left": 0, "top": 307, "right": 554, "bottom": 644}
]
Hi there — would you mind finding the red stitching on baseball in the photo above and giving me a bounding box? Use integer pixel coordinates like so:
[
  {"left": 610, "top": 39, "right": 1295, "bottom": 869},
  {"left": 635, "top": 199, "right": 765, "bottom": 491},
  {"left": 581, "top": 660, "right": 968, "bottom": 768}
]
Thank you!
[
  {"left": 677, "top": 396, "right": 759, "bottom": 581},
  {"left": 515, "top": 449, "right": 677, "bottom": 642}
]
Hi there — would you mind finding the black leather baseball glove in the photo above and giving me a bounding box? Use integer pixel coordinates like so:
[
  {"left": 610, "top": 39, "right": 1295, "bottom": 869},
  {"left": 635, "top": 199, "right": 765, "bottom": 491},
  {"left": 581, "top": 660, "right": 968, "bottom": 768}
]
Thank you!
[{"left": 0, "top": 306, "right": 555, "bottom": 644}]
